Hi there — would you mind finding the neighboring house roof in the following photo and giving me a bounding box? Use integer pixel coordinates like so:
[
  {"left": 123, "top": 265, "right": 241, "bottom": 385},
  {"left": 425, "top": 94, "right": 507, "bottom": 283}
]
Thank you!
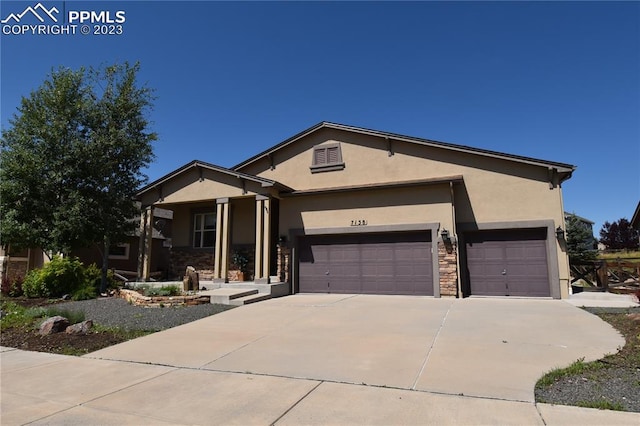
[
  {"left": 564, "top": 212, "right": 595, "bottom": 225},
  {"left": 632, "top": 201, "right": 640, "bottom": 229},
  {"left": 233, "top": 122, "right": 576, "bottom": 180},
  {"left": 137, "top": 160, "right": 293, "bottom": 197}
]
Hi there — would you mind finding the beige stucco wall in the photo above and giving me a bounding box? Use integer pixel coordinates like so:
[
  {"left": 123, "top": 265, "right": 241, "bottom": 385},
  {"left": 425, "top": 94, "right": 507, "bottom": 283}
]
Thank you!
[
  {"left": 279, "top": 185, "right": 453, "bottom": 234},
  {"left": 240, "top": 127, "right": 570, "bottom": 297},
  {"left": 231, "top": 197, "right": 257, "bottom": 245},
  {"left": 241, "top": 128, "right": 564, "bottom": 227},
  {"left": 139, "top": 167, "right": 273, "bottom": 207},
  {"left": 168, "top": 202, "right": 216, "bottom": 247},
  {"left": 156, "top": 198, "right": 256, "bottom": 248}
]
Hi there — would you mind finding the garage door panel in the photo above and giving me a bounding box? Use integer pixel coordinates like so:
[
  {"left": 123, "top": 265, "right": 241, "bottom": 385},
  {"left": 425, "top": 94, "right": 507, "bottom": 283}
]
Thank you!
[
  {"left": 298, "top": 232, "right": 432, "bottom": 295},
  {"left": 466, "top": 229, "right": 549, "bottom": 297}
]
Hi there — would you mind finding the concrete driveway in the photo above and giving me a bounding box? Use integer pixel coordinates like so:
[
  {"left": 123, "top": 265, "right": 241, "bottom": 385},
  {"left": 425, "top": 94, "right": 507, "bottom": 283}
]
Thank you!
[{"left": 2, "top": 295, "right": 638, "bottom": 425}]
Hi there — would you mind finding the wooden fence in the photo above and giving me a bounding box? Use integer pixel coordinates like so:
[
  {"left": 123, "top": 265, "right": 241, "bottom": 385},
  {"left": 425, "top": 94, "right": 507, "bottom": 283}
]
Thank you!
[{"left": 571, "top": 258, "right": 640, "bottom": 291}]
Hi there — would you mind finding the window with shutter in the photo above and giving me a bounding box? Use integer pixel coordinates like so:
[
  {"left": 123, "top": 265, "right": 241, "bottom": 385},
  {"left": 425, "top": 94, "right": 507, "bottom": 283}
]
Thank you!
[{"left": 310, "top": 143, "right": 345, "bottom": 173}]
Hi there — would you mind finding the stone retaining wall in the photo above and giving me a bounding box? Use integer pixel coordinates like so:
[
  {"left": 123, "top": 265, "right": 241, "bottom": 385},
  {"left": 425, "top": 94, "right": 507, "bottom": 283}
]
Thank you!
[{"left": 118, "top": 288, "right": 210, "bottom": 308}]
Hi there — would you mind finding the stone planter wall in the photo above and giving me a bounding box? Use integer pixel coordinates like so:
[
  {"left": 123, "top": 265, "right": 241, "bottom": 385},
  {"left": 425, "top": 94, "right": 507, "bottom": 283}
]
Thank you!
[{"left": 118, "top": 288, "right": 210, "bottom": 308}]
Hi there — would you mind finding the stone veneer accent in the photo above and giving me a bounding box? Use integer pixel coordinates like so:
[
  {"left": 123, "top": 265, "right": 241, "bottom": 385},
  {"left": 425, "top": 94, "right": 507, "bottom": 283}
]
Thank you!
[
  {"left": 169, "top": 245, "right": 255, "bottom": 281},
  {"left": 5, "top": 258, "right": 28, "bottom": 283},
  {"left": 438, "top": 241, "right": 458, "bottom": 297},
  {"left": 169, "top": 247, "right": 214, "bottom": 280},
  {"left": 276, "top": 244, "right": 291, "bottom": 283}
]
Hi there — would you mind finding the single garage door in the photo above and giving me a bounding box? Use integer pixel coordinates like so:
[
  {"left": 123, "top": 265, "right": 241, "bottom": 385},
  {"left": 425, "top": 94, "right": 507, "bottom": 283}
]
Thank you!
[
  {"left": 298, "top": 232, "right": 433, "bottom": 295},
  {"left": 465, "top": 228, "right": 549, "bottom": 297}
]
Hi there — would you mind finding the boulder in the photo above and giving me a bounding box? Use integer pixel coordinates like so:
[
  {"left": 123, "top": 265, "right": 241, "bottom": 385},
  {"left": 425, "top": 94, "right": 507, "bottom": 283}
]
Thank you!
[
  {"left": 39, "top": 316, "right": 70, "bottom": 335},
  {"left": 65, "top": 320, "right": 94, "bottom": 335}
]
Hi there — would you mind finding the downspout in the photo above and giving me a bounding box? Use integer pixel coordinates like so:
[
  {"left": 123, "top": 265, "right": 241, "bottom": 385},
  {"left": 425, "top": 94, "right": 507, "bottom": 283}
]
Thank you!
[{"left": 450, "top": 181, "right": 462, "bottom": 298}]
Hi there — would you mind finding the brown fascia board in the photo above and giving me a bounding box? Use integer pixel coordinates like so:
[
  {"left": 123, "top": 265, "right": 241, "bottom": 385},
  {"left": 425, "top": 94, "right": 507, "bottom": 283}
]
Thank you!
[
  {"left": 136, "top": 160, "right": 292, "bottom": 197},
  {"left": 281, "top": 176, "right": 464, "bottom": 197},
  {"left": 232, "top": 122, "right": 576, "bottom": 181}
]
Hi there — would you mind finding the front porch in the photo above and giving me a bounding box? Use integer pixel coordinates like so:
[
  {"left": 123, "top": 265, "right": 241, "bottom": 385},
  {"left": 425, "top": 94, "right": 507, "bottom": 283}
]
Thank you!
[{"left": 135, "top": 165, "right": 293, "bottom": 288}]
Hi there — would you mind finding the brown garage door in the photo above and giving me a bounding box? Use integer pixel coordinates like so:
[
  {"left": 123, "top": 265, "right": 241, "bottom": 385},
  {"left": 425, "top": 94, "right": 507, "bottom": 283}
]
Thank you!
[
  {"left": 298, "top": 232, "right": 433, "bottom": 295},
  {"left": 465, "top": 229, "right": 549, "bottom": 297}
]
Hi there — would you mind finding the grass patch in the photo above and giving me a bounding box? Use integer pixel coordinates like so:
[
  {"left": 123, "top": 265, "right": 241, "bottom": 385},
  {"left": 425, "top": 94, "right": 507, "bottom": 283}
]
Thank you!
[
  {"left": 536, "top": 358, "right": 605, "bottom": 388},
  {"left": 598, "top": 251, "right": 640, "bottom": 260},
  {"left": 92, "top": 323, "right": 153, "bottom": 340},
  {"left": 577, "top": 400, "right": 625, "bottom": 411},
  {"left": 1, "top": 301, "right": 85, "bottom": 330},
  {"left": 132, "top": 284, "right": 182, "bottom": 297}
]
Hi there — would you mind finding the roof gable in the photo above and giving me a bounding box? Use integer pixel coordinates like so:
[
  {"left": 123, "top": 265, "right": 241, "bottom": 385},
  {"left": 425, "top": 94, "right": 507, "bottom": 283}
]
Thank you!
[
  {"left": 137, "top": 160, "right": 292, "bottom": 204},
  {"left": 233, "top": 122, "right": 576, "bottom": 181}
]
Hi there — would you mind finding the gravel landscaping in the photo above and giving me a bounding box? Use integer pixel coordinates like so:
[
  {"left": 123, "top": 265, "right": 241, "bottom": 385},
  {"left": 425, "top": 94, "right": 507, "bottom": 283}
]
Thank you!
[{"left": 59, "top": 297, "right": 235, "bottom": 331}]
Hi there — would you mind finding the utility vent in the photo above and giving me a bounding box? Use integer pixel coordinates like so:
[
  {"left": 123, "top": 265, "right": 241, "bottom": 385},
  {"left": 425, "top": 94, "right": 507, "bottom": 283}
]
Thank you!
[{"left": 310, "top": 143, "right": 345, "bottom": 173}]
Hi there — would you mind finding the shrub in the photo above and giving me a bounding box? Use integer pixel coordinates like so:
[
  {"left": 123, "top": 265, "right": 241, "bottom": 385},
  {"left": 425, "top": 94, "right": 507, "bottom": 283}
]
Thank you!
[
  {"left": 23, "top": 256, "right": 86, "bottom": 298},
  {"left": 72, "top": 285, "right": 97, "bottom": 301},
  {"left": 85, "top": 263, "right": 118, "bottom": 292}
]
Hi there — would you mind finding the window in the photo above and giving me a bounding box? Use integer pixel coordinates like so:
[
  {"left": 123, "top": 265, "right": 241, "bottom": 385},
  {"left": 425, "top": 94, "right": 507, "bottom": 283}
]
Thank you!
[
  {"left": 108, "top": 243, "right": 130, "bottom": 260},
  {"left": 194, "top": 213, "right": 216, "bottom": 248},
  {"left": 310, "top": 143, "right": 345, "bottom": 173}
]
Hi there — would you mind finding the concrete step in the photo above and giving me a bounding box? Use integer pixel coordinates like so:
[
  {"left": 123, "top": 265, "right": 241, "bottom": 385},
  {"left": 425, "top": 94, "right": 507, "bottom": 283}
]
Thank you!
[
  {"left": 229, "top": 293, "right": 272, "bottom": 306},
  {"left": 206, "top": 288, "right": 258, "bottom": 304}
]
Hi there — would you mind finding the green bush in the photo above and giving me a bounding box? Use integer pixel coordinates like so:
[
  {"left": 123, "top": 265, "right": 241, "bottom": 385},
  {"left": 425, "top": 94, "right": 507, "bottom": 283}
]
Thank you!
[
  {"left": 72, "top": 285, "right": 97, "bottom": 301},
  {"left": 85, "top": 263, "right": 118, "bottom": 292},
  {"left": 23, "top": 256, "right": 86, "bottom": 298},
  {"left": 134, "top": 284, "right": 181, "bottom": 297}
]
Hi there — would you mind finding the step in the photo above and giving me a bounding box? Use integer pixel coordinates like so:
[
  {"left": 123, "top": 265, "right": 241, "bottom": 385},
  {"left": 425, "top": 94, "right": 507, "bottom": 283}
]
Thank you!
[
  {"left": 206, "top": 288, "right": 258, "bottom": 304},
  {"left": 229, "top": 293, "right": 272, "bottom": 306}
]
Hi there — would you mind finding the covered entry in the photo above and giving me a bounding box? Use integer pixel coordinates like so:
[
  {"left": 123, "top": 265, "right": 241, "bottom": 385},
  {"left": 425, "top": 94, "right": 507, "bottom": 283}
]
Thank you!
[
  {"left": 465, "top": 228, "right": 550, "bottom": 297},
  {"left": 297, "top": 232, "right": 433, "bottom": 295}
]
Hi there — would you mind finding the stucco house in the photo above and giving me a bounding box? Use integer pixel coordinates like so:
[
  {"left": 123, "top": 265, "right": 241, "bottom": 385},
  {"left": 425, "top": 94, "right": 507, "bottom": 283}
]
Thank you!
[{"left": 136, "top": 122, "right": 575, "bottom": 299}]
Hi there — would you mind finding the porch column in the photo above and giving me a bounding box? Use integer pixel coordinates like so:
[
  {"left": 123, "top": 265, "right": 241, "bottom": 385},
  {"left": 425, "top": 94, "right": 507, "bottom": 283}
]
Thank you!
[
  {"left": 255, "top": 195, "right": 271, "bottom": 284},
  {"left": 139, "top": 207, "right": 153, "bottom": 281},
  {"left": 254, "top": 197, "right": 264, "bottom": 281},
  {"left": 213, "top": 198, "right": 231, "bottom": 283}
]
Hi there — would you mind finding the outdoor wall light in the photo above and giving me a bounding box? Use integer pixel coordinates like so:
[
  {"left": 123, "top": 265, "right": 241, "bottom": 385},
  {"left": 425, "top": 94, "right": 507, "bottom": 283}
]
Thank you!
[
  {"left": 278, "top": 235, "right": 287, "bottom": 244},
  {"left": 441, "top": 228, "right": 451, "bottom": 243},
  {"left": 555, "top": 226, "right": 565, "bottom": 241}
]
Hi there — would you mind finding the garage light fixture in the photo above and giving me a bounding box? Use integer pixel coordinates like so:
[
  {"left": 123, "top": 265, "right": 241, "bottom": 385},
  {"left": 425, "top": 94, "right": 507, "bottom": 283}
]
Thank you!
[
  {"left": 441, "top": 228, "right": 451, "bottom": 243},
  {"left": 555, "top": 226, "right": 565, "bottom": 241}
]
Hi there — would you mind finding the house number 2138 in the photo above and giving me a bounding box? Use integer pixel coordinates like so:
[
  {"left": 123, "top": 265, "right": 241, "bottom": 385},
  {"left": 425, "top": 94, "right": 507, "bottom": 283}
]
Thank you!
[{"left": 350, "top": 219, "right": 368, "bottom": 226}]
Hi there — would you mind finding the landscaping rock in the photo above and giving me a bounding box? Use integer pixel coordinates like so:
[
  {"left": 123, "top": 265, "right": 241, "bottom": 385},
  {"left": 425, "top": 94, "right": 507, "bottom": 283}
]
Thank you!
[
  {"left": 65, "top": 320, "right": 93, "bottom": 335},
  {"left": 39, "top": 316, "right": 70, "bottom": 335}
]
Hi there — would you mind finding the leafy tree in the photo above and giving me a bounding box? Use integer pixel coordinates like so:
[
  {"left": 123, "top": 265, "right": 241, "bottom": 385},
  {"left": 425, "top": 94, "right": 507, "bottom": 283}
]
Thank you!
[
  {"left": 0, "top": 63, "right": 157, "bottom": 292},
  {"left": 565, "top": 214, "right": 597, "bottom": 262},
  {"left": 599, "top": 218, "right": 639, "bottom": 251}
]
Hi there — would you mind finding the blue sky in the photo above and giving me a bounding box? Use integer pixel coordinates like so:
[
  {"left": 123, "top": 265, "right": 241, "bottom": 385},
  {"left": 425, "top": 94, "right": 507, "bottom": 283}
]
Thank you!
[{"left": 1, "top": 1, "right": 638, "bottom": 235}]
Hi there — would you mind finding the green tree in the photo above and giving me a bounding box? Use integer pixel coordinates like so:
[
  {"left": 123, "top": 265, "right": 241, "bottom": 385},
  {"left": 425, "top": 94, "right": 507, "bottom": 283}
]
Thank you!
[
  {"left": 565, "top": 214, "right": 597, "bottom": 262},
  {"left": 599, "top": 218, "right": 639, "bottom": 251},
  {"left": 1, "top": 63, "right": 157, "bottom": 292}
]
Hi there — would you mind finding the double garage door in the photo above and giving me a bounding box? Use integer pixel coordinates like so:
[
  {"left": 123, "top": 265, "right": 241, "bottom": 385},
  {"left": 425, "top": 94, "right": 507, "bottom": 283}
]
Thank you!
[
  {"left": 465, "top": 228, "right": 550, "bottom": 297},
  {"left": 298, "top": 232, "right": 433, "bottom": 295}
]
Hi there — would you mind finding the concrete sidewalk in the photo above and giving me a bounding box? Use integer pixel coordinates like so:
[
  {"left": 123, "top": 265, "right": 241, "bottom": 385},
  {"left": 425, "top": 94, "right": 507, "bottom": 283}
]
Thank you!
[{"left": 2, "top": 295, "right": 639, "bottom": 425}]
